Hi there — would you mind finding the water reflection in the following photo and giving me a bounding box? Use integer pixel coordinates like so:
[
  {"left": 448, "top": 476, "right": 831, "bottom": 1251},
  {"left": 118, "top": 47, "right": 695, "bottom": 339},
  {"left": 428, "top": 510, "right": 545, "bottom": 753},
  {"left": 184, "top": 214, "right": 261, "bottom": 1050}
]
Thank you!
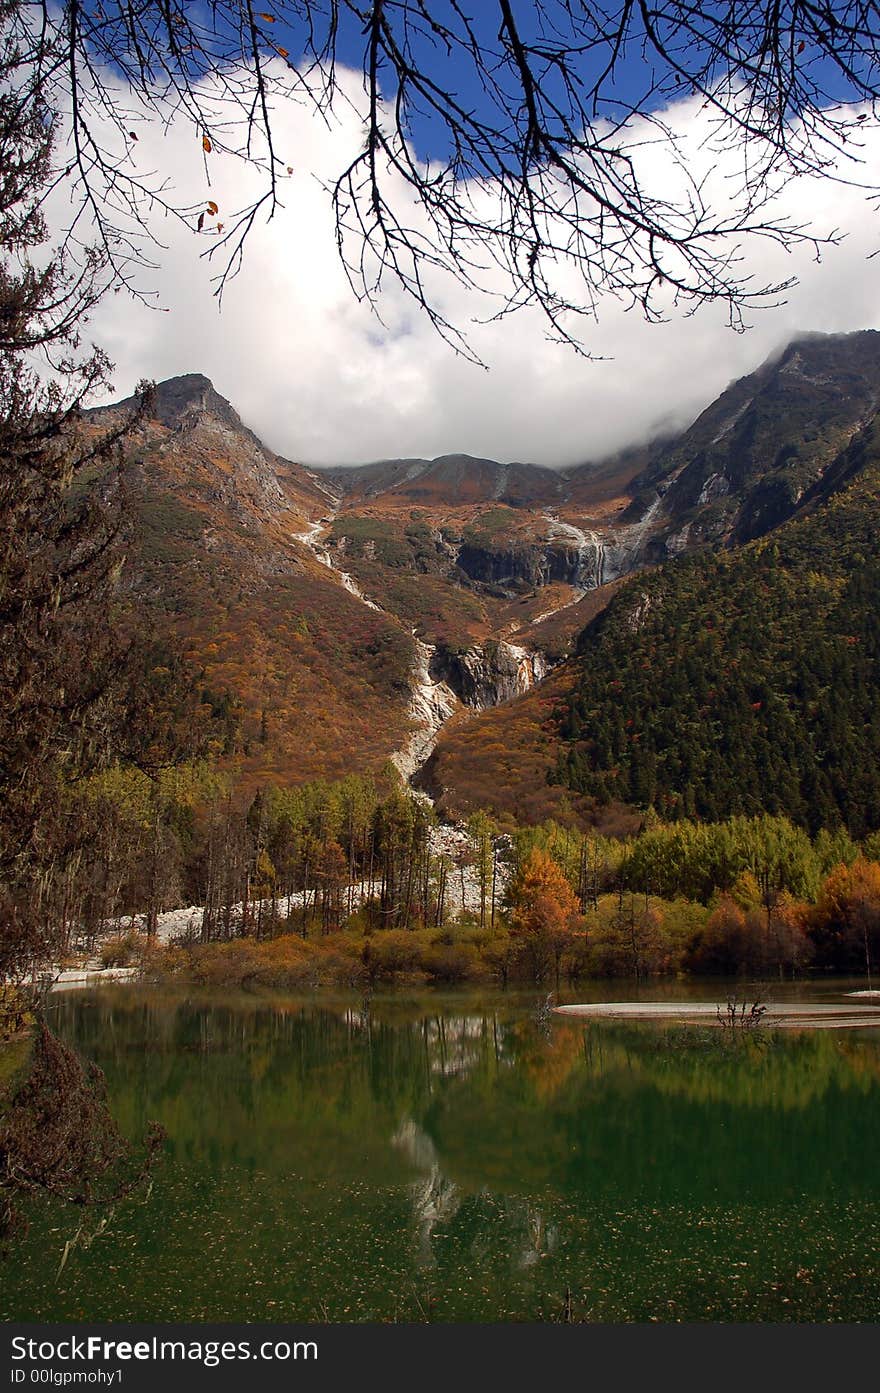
[
  {"left": 4, "top": 986, "right": 880, "bottom": 1322},
  {"left": 392, "top": 1119, "right": 459, "bottom": 1268}
]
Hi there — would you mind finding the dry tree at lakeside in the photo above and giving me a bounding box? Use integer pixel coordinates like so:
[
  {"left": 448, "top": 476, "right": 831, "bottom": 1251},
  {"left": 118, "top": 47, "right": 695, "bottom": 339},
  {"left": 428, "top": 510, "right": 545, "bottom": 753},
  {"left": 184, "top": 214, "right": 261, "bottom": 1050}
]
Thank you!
[{"left": 11, "top": 1, "right": 880, "bottom": 357}]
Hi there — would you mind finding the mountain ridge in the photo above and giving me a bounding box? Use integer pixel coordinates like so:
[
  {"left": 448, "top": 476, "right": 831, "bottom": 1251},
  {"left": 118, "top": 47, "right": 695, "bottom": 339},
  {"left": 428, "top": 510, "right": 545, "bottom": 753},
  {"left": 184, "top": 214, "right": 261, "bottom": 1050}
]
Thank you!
[
  {"left": 425, "top": 408, "right": 880, "bottom": 831},
  {"left": 624, "top": 328, "right": 880, "bottom": 558},
  {"left": 83, "top": 325, "right": 880, "bottom": 820}
]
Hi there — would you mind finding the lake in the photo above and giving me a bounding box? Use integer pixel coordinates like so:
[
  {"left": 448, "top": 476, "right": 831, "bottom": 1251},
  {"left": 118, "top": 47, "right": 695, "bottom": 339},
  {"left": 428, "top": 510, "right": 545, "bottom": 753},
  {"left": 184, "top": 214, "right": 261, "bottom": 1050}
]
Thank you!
[{"left": 3, "top": 981, "right": 880, "bottom": 1322}]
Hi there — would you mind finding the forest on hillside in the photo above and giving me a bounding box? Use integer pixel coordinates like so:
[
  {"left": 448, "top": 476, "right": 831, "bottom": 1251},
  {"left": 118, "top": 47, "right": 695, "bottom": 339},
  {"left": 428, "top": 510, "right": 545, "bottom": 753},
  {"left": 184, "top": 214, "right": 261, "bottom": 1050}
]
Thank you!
[
  {"left": 556, "top": 442, "right": 880, "bottom": 834},
  {"left": 5, "top": 758, "right": 880, "bottom": 1013}
]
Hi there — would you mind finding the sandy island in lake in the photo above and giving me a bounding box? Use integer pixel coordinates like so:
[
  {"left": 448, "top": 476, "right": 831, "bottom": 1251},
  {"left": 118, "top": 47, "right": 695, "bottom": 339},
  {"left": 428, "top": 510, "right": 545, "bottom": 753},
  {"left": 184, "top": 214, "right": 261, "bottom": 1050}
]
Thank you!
[{"left": 554, "top": 1001, "right": 880, "bottom": 1030}]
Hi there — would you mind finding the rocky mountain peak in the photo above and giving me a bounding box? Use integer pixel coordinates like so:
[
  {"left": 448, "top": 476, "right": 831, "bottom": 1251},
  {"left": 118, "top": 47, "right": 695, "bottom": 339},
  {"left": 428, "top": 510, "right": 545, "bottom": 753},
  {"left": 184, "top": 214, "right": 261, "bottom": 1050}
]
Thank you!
[
  {"left": 91, "top": 372, "right": 329, "bottom": 535},
  {"left": 148, "top": 373, "right": 243, "bottom": 432}
]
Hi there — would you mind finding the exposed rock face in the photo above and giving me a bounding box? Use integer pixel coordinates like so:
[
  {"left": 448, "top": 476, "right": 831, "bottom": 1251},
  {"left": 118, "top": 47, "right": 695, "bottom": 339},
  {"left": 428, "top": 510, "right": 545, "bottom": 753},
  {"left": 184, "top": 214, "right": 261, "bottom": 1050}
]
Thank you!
[
  {"left": 455, "top": 542, "right": 579, "bottom": 590},
  {"left": 148, "top": 373, "right": 244, "bottom": 431},
  {"left": 432, "top": 640, "right": 548, "bottom": 708},
  {"left": 627, "top": 330, "right": 880, "bottom": 560},
  {"left": 93, "top": 373, "right": 330, "bottom": 538},
  {"left": 393, "top": 637, "right": 551, "bottom": 784},
  {"left": 392, "top": 640, "right": 459, "bottom": 781},
  {"left": 415, "top": 527, "right": 642, "bottom": 598}
]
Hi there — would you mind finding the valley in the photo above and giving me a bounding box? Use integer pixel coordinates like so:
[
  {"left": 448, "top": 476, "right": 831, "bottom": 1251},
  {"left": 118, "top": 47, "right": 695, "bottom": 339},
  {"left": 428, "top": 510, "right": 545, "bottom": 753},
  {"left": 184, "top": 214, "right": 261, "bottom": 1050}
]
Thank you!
[
  {"left": 292, "top": 496, "right": 562, "bottom": 780},
  {"left": 8, "top": 328, "right": 880, "bottom": 1329},
  {"left": 88, "top": 328, "right": 880, "bottom": 830}
]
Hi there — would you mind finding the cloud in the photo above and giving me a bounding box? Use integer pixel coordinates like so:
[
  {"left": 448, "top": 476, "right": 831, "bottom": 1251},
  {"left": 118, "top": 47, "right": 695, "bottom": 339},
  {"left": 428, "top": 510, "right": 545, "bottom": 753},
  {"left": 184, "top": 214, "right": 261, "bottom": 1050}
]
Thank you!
[{"left": 77, "top": 70, "right": 880, "bottom": 470}]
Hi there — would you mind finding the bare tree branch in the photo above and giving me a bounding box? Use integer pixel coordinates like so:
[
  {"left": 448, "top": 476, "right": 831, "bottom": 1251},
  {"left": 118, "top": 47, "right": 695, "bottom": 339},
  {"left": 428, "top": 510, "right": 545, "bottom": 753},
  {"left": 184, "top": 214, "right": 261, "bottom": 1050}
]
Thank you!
[{"left": 9, "top": 1, "right": 880, "bottom": 354}]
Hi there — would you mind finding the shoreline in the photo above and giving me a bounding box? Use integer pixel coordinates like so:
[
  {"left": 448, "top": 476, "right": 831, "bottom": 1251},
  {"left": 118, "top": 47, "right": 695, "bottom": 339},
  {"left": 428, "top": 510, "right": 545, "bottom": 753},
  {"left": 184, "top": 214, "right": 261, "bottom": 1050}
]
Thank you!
[
  {"left": 554, "top": 1001, "right": 880, "bottom": 1029},
  {"left": 38, "top": 963, "right": 880, "bottom": 1028}
]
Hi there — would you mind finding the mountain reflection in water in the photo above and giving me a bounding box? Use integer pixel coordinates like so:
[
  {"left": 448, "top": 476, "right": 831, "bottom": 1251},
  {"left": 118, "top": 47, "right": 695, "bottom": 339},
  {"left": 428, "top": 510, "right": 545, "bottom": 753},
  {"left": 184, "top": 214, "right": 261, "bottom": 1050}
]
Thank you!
[{"left": 4, "top": 985, "right": 880, "bottom": 1322}]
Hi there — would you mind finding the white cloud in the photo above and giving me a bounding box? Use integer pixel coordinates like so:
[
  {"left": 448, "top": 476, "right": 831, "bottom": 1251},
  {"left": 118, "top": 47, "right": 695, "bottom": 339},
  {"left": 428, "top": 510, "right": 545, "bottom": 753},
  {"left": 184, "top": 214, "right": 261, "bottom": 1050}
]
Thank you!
[{"left": 76, "top": 71, "right": 880, "bottom": 470}]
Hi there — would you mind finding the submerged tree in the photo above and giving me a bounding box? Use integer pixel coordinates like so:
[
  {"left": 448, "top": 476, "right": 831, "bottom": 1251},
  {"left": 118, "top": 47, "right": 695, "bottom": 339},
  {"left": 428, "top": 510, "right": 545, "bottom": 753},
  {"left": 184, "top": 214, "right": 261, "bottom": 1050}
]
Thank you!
[{"left": 7, "top": 2, "right": 880, "bottom": 356}]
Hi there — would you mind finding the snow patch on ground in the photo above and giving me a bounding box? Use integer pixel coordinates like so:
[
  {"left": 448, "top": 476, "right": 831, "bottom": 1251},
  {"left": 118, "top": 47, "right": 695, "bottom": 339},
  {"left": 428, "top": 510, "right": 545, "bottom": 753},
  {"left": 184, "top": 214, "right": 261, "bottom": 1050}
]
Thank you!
[
  {"left": 49, "top": 965, "right": 140, "bottom": 992},
  {"left": 293, "top": 517, "right": 381, "bottom": 609},
  {"left": 392, "top": 639, "right": 459, "bottom": 781}
]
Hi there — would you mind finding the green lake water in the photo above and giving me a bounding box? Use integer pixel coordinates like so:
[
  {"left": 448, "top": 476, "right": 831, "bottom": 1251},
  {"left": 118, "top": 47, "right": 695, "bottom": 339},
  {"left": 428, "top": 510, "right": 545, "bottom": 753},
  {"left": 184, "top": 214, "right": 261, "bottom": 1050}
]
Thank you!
[{"left": 3, "top": 982, "right": 880, "bottom": 1322}]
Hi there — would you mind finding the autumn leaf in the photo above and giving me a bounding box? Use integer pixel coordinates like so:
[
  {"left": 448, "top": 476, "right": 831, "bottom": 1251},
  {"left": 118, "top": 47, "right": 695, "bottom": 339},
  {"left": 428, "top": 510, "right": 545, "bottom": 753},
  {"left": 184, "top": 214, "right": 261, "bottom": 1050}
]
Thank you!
[
  {"left": 217, "top": 223, "right": 224, "bottom": 232},
  {"left": 202, "top": 135, "right": 212, "bottom": 153},
  {"left": 797, "top": 39, "right": 805, "bottom": 52},
  {"left": 287, "top": 165, "right": 294, "bottom": 174},
  {"left": 275, "top": 45, "right": 288, "bottom": 57},
  {"left": 197, "top": 211, "right": 205, "bottom": 231},
  {"left": 260, "top": 12, "right": 275, "bottom": 20},
  {"left": 128, "top": 130, "right": 138, "bottom": 141},
  {"left": 207, "top": 200, "right": 219, "bottom": 215}
]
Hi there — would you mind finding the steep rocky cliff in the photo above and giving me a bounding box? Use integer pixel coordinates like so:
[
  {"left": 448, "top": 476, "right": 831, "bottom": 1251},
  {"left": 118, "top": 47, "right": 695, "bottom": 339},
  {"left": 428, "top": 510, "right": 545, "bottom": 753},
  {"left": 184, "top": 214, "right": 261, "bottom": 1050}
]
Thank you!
[
  {"left": 623, "top": 330, "right": 880, "bottom": 561},
  {"left": 431, "top": 640, "right": 549, "bottom": 708},
  {"left": 96, "top": 373, "right": 332, "bottom": 552}
]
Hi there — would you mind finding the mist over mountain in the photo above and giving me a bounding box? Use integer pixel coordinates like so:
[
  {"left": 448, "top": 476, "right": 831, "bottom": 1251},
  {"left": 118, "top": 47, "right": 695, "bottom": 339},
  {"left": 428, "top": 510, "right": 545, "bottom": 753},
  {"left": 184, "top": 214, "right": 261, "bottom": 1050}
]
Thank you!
[{"left": 90, "top": 327, "right": 880, "bottom": 832}]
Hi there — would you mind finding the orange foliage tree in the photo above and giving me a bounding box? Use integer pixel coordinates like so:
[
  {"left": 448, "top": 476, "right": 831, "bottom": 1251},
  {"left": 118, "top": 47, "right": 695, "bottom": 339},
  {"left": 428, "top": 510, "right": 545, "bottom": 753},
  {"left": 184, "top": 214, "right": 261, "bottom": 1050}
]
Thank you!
[
  {"left": 506, "top": 848, "right": 582, "bottom": 985},
  {"left": 811, "top": 858, "right": 880, "bottom": 978},
  {"left": 687, "top": 892, "right": 811, "bottom": 977}
]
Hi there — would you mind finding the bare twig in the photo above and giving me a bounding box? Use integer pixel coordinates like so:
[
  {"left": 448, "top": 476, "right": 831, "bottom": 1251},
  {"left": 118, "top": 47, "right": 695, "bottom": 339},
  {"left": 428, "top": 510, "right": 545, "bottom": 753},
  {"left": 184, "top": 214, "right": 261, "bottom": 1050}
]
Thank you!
[{"left": 5, "top": 2, "right": 879, "bottom": 355}]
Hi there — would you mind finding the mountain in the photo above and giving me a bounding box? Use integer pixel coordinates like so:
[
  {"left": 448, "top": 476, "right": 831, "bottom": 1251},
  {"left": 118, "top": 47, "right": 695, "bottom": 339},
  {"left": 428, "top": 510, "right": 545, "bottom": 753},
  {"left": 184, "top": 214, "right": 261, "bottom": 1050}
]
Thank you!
[
  {"left": 320, "top": 453, "right": 566, "bottom": 508},
  {"left": 92, "top": 375, "right": 417, "bottom": 787},
  {"left": 319, "top": 443, "right": 658, "bottom": 514},
  {"left": 426, "top": 412, "right": 880, "bottom": 834},
  {"left": 92, "top": 375, "right": 579, "bottom": 790},
  {"left": 98, "top": 372, "right": 333, "bottom": 536},
  {"left": 90, "top": 328, "right": 880, "bottom": 828},
  {"left": 315, "top": 332, "right": 880, "bottom": 658},
  {"left": 624, "top": 330, "right": 880, "bottom": 560}
]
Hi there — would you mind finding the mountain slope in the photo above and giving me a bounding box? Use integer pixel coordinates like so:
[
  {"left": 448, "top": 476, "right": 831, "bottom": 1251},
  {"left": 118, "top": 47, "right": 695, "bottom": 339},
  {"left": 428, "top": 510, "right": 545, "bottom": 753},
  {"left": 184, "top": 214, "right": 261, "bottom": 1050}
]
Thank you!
[
  {"left": 427, "top": 416, "right": 880, "bottom": 834},
  {"left": 104, "top": 373, "right": 334, "bottom": 532},
  {"left": 93, "top": 376, "right": 416, "bottom": 786},
  {"left": 627, "top": 330, "right": 880, "bottom": 560},
  {"left": 321, "top": 453, "right": 566, "bottom": 508}
]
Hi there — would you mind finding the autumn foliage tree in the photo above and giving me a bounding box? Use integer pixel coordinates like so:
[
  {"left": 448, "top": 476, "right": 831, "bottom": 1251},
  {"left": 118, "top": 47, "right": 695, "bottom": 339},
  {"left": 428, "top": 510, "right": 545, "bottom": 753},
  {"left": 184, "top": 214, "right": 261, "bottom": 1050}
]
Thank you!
[
  {"left": 810, "top": 858, "right": 880, "bottom": 977},
  {"left": 685, "top": 891, "right": 811, "bottom": 977},
  {"left": 506, "top": 847, "right": 581, "bottom": 984},
  {"left": 588, "top": 894, "right": 668, "bottom": 980}
]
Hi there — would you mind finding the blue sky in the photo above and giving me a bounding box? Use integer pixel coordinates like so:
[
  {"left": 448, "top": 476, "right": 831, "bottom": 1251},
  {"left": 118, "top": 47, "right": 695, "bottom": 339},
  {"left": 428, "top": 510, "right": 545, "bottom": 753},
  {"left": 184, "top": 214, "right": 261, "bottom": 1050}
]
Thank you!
[
  {"left": 66, "top": 2, "right": 880, "bottom": 466},
  {"left": 275, "top": 1, "right": 878, "bottom": 159}
]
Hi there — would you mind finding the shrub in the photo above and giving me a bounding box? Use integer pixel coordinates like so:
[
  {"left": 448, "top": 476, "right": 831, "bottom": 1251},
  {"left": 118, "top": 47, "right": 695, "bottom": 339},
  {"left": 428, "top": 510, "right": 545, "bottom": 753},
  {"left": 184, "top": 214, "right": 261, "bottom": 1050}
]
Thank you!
[
  {"left": 0, "top": 985, "right": 33, "bottom": 1042},
  {"left": 421, "top": 943, "right": 482, "bottom": 983},
  {"left": 98, "top": 930, "right": 141, "bottom": 968},
  {"left": 363, "top": 929, "right": 434, "bottom": 981}
]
